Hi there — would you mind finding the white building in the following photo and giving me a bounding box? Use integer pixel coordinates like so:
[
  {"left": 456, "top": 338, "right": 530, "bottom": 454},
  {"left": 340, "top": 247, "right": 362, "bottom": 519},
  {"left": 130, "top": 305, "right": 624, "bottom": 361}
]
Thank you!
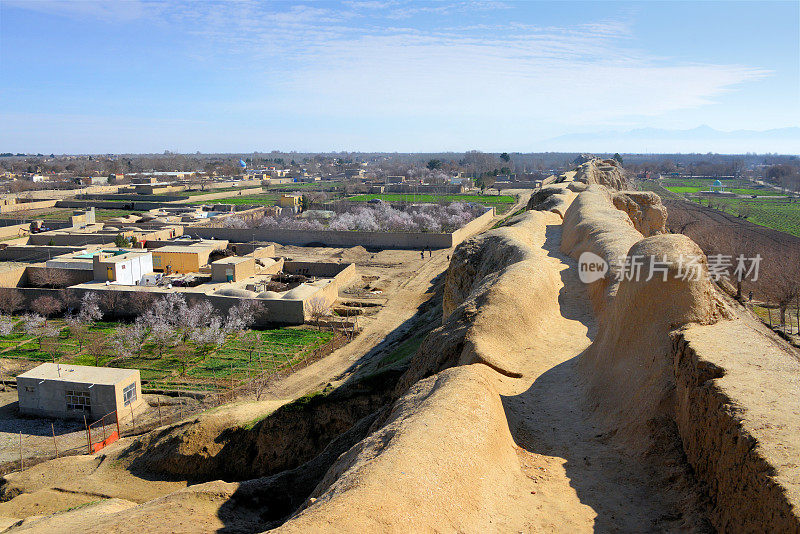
[{"left": 93, "top": 251, "right": 154, "bottom": 285}]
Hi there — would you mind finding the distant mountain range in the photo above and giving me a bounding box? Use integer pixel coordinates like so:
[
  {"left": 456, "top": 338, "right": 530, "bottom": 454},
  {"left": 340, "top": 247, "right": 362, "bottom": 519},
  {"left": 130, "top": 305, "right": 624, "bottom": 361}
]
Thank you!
[{"left": 539, "top": 126, "right": 800, "bottom": 154}]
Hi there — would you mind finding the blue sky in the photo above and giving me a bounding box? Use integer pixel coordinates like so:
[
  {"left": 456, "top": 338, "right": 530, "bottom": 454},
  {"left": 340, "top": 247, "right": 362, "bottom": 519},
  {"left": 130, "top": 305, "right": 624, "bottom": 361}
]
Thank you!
[{"left": 0, "top": 0, "right": 798, "bottom": 153}]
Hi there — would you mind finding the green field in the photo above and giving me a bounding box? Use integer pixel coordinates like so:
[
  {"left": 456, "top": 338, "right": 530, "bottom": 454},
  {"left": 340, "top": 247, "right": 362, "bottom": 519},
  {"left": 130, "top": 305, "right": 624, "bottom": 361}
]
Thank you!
[
  {"left": 697, "top": 197, "right": 800, "bottom": 237},
  {"left": 641, "top": 181, "right": 800, "bottom": 238},
  {"left": 266, "top": 181, "right": 343, "bottom": 191},
  {"left": 0, "top": 320, "right": 334, "bottom": 391},
  {"left": 182, "top": 187, "right": 256, "bottom": 196},
  {"left": 188, "top": 193, "right": 280, "bottom": 206},
  {"left": 660, "top": 178, "right": 783, "bottom": 197}
]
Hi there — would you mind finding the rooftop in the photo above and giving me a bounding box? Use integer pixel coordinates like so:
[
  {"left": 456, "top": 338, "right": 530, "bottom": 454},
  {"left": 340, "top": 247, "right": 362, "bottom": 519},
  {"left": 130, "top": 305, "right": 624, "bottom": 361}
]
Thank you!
[
  {"left": 96, "top": 251, "right": 151, "bottom": 263},
  {"left": 212, "top": 256, "right": 254, "bottom": 265},
  {"left": 153, "top": 245, "right": 207, "bottom": 253},
  {"left": 73, "top": 249, "right": 128, "bottom": 259},
  {"left": 18, "top": 363, "right": 138, "bottom": 386}
]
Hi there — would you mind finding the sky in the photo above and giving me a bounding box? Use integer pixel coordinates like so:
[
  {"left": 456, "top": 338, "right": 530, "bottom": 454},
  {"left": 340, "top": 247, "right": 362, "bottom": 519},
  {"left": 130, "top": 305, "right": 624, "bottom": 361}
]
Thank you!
[{"left": 0, "top": 0, "right": 798, "bottom": 154}]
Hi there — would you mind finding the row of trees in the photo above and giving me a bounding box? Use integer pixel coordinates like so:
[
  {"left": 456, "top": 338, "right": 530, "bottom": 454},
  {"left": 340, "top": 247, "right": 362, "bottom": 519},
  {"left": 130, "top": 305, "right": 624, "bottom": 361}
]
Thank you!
[
  {"left": 221, "top": 202, "right": 486, "bottom": 233},
  {"left": 0, "top": 291, "right": 267, "bottom": 374},
  {"left": 661, "top": 197, "right": 800, "bottom": 329},
  {"left": 109, "top": 293, "right": 265, "bottom": 374},
  {"left": 765, "top": 164, "right": 800, "bottom": 193}
]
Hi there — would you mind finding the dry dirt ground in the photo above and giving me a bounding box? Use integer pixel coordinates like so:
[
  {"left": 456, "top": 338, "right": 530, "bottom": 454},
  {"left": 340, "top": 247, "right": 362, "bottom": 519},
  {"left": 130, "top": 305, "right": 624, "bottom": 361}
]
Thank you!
[
  {"left": 0, "top": 194, "right": 543, "bottom": 530},
  {"left": 0, "top": 391, "right": 199, "bottom": 469},
  {"left": 0, "top": 390, "right": 87, "bottom": 466},
  {"left": 261, "top": 192, "right": 530, "bottom": 401},
  {"left": 491, "top": 220, "right": 695, "bottom": 531},
  {"left": 275, "top": 207, "right": 706, "bottom": 533}
]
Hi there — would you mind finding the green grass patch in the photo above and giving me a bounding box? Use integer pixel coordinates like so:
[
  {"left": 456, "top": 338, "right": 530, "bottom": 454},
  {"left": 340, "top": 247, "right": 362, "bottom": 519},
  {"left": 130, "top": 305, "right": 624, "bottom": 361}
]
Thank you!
[
  {"left": 266, "top": 182, "right": 342, "bottom": 190},
  {"left": 0, "top": 321, "right": 336, "bottom": 389},
  {"left": 378, "top": 333, "right": 425, "bottom": 369},
  {"left": 710, "top": 198, "right": 800, "bottom": 237},
  {"left": 187, "top": 193, "right": 280, "bottom": 205},
  {"left": 660, "top": 178, "right": 784, "bottom": 197},
  {"left": 181, "top": 187, "right": 253, "bottom": 196}
]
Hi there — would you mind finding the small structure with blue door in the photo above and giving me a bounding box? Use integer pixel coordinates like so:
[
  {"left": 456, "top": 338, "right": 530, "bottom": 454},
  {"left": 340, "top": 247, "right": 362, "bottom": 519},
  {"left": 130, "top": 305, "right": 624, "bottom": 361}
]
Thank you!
[{"left": 211, "top": 255, "right": 256, "bottom": 283}]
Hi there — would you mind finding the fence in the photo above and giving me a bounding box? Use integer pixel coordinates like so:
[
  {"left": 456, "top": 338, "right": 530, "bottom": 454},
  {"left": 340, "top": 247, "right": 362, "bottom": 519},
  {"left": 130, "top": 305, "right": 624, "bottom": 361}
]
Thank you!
[
  {"left": 0, "top": 423, "right": 89, "bottom": 476},
  {"left": 86, "top": 411, "right": 120, "bottom": 453},
  {"left": 0, "top": 327, "right": 355, "bottom": 476}
]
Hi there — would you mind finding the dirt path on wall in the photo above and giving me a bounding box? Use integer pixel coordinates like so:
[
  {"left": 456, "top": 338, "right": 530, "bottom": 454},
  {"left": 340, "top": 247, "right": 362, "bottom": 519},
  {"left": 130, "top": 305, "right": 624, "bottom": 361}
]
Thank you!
[
  {"left": 264, "top": 196, "right": 528, "bottom": 402},
  {"left": 490, "top": 221, "right": 701, "bottom": 532},
  {"left": 263, "top": 249, "right": 451, "bottom": 400}
]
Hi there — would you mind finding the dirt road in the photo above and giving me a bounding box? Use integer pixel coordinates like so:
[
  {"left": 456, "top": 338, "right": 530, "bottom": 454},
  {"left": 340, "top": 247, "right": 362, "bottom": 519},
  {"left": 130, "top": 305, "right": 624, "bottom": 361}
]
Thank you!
[
  {"left": 489, "top": 220, "right": 704, "bottom": 531},
  {"left": 265, "top": 193, "right": 532, "bottom": 402}
]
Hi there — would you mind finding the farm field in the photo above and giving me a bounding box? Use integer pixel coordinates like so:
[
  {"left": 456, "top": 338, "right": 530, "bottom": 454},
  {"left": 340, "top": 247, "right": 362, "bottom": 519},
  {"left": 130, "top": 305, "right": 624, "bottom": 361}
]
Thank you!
[
  {"left": 95, "top": 209, "right": 141, "bottom": 221},
  {"left": 182, "top": 187, "right": 251, "bottom": 196},
  {"left": 699, "top": 197, "right": 800, "bottom": 237},
  {"left": 33, "top": 208, "right": 137, "bottom": 222},
  {"left": 660, "top": 178, "right": 784, "bottom": 197},
  {"left": 0, "top": 319, "right": 335, "bottom": 392},
  {"left": 267, "top": 181, "right": 343, "bottom": 191},
  {"left": 644, "top": 181, "right": 800, "bottom": 237},
  {"left": 188, "top": 193, "right": 281, "bottom": 205}
]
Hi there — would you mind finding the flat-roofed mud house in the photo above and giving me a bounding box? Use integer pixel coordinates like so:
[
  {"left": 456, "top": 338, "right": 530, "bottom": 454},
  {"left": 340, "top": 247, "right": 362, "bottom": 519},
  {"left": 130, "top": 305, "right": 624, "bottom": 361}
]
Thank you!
[
  {"left": 211, "top": 255, "right": 255, "bottom": 282},
  {"left": 17, "top": 363, "right": 143, "bottom": 420},
  {"left": 93, "top": 250, "right": 154, "bottom": 285}
]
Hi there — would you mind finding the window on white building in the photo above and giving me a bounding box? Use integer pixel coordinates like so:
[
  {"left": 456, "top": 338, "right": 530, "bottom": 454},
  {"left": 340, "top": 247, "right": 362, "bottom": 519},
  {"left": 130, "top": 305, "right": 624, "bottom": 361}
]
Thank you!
[
  {"left": 66, "top": 389, "right": 91, "bottom": 412},
  {"left": 123, "top": 382, "right": 137, "bottom": 406}
]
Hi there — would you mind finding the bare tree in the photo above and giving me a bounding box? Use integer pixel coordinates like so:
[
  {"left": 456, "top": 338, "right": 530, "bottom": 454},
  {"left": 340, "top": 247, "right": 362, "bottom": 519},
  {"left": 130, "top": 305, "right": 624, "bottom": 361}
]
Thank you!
[
  {"left": 39, "top": 325, "right": 62, "bottom": 360},
  {"left": 65, "top": 314, "right": 90, "bottom": 352},
  {"left": 85, "top": 332, "right": 108, "bottom": 366},
  {"left": 765, "top": 252, "right": 800, "bottom": 330},
  {"left": 100, "top": 291, "right": 124, "bottom": 319},
  {"left": 307, "top": 297, "right": 331, "bottom": 330},
  {"left": 129, "top": 292, "right": 157, "bottom": 316},
  {"left": 0, "top": 289, "right": 24, "bottom": 315},
  {"left": 173, "top": 343, "right": 194, "bottom": 376},
  {"left": 711, "top": 234, "right": 757, "bottom": 302},
  {"left": 31, "top": 295, "right": 64, "bottom": 319},
  {"left": 735, "top": 202, "right": 752, "bottom": 219},
  {"left": 28, "top": 268, "right": 70, "bottom": 289},
  {"left": 241, "top": 332, "right": 262, "bottom": 364},
  {"left": 65, "top": 292, "right": 102, "bottom": 353}
]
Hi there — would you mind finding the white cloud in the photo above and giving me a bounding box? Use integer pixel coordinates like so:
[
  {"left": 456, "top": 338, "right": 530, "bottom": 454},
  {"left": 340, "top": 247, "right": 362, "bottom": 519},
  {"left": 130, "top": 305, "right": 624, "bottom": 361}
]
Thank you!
[
  {"left": 3, "top": 0, "right": 775, "bottom": 150},
  {"left": 2, "top": 0, "right": 156, "bottom": 22},
  {"left": 124, "top": 3, "right": 767, "bottom": 128},
  {"left": 259, "top": 27, "right": 767, "bottom": 126}
]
